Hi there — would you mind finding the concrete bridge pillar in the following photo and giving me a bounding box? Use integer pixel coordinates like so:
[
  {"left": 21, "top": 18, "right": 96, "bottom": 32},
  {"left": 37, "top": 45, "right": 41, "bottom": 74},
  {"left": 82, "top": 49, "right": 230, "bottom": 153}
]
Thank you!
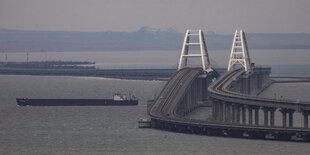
[
  {"left": 262, "top": 107, "right": 277, "bottom": 127},
  {"left": 242, "top": 106, "right": 246, "bottom": 124},
  {"left": 254, "top": 107, "right": 259, "bottom": 125},
  {"left": 248, "top": 106, "right": 253, "bottom": 125},
  {"left": 236, "top": 104, "right": 241, "bottom": 123},
  {"left": 288, "top": 110, "right": 295, "bottom": 128},
  {"left": 270, "top": 108, "right": 276, "bottom": 127},
  {"left": 280, "top": 109, "right": 287, "bottom": 127},
  {"left": 232, "top": 104, "right": 236, "bottom": 123},
  {"left": 225, "top": 103, "right": 231, "bottom": 122},
  {"left": 262, "top": 107, "right": 269, "bottom": 127},
  {"left": 212, "top": 100, "right": 218, "bottom": 120},
  {"left": 219, "top": 103, "right": 224, "bottom": 121},
  {"left": 303, "top": 111, "right": 309, "bottom": 129},
  {"left": 222, "top": 102, "right": 228, "bottom": 122},
  {"left": 280, "top": 108, "right": 295, "bottom": 128},
  {"left": 222, "top": 103, "right": 226, "bottom": 122}
]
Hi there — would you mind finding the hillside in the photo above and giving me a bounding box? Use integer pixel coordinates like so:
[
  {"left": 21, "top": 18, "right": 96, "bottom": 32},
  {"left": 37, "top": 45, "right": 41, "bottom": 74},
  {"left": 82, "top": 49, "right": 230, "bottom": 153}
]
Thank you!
[{"left": 0, "top": 27, "right": 310, "bottom": 52}]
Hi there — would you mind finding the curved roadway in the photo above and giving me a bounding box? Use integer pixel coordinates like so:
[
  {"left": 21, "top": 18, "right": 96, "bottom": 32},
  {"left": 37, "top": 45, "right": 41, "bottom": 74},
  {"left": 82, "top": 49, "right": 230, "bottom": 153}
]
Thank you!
[
  {"left": 149, "top": 68, "right": 202, "bottom": 120},
  {"left": 149, "top": 68, "right": 310, "bottom": 141},
  {"left": 208, "top": 69, "right": 310, "bottom": 111}
]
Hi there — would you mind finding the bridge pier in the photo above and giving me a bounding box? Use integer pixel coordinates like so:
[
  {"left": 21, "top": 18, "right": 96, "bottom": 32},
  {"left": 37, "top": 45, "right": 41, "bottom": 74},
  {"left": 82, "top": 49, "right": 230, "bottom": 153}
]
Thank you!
[
  {"left": 270, "top": 108, "right": 276, "bottom": 127},
  {"left": 288, "top": 110, "right": 294, "bottom": 128},
  {"left": 242, "top": 106, "right": 246, "bottom": 124},
  {"left": 280, "top": 108, "right": 295, "bottom": 128},
  {"left": 281, "top": 109, "right": 287, "bottom": 127},
  {"left": 219, "top": 102, "right": 224, "bottom": 121},
  {"left": 225, "top": 103, "right": 231, "bottom": 122},
  {"left": 236, "top": 104, "right": 241, "bottom": 123},
  {"left": 213, "top": 102, "right": 252, "bottom": 125},
  {"left": 262, "top": 107, "right": 277, "bottom": 127},
  {"left": 212, "top": 100, "right": 218, "bottom": 120},
  {"left": 303, "top": 111, "right": 310, "bottom": 129},
  {"left": 228, "top": 67, "right": 271, "bottom": 95},
  {"left": 254, "top": 107, "right": 259, "bottom": 125},
  {"left": 232, "top": 104, "right": 236, "bottom": 123},
  {"left": 222, "top": 102, "right": 228, "bottom": 122},
  {"left": 262, "top": 107, "right": 269, "bottom": 126},
  {"left": 150, "top": 38, "right": 310, "bottom": 142},
  {"left": 248, "top": 106, "right": 253, "bottom": 125}
]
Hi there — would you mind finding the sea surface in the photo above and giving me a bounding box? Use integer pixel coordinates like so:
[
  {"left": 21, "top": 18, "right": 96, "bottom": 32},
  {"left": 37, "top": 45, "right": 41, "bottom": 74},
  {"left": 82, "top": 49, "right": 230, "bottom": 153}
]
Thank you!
[{"left": 1, "top": 49, "right": 310, "bottom": 154}]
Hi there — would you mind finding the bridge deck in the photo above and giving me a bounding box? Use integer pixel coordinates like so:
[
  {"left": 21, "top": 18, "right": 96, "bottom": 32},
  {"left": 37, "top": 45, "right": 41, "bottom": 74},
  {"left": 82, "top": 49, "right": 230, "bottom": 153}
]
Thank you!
[{"left": 149, "top": 68, "right": 310, "bottom": 142}]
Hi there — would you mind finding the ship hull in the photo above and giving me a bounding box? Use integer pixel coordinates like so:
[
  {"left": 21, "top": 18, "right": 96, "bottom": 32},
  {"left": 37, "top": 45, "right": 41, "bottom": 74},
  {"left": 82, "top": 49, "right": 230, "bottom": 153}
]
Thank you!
[{"left": 16, "top": 98, "right": 138, "bottom": 106}]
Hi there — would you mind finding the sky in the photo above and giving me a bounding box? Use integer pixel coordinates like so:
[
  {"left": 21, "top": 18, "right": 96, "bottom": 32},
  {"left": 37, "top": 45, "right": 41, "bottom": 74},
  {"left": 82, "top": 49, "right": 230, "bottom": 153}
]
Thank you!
[{"left": 0, "top": 0, "right": 310, "bottom": 34}]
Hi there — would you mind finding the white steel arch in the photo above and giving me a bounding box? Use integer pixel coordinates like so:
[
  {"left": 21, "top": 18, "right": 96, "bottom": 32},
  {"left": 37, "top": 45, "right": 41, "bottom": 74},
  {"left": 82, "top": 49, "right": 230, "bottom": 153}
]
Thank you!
[
  {"left": 177, "top": 29, "right": 210, "bottom": 71},
  {"left": 227, "top": 29, "right": 251, "bottom": 72}
]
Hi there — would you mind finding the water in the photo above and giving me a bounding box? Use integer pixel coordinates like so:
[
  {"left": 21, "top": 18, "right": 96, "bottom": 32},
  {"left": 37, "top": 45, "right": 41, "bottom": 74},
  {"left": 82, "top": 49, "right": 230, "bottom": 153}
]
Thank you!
[
  {"left": 1, "top": 49, "right": 310, "bottom": 154},
  {"left": 1, "top": 49, "right": 310, "bottom": 75},
  {"left": 259, "top": 83, "right": 310, "bottom": 101}
]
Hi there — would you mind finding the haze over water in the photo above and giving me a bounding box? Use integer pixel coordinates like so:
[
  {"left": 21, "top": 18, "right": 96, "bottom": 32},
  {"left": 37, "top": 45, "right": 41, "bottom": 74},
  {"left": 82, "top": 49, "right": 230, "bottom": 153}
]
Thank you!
[
  {"left": 0, "top": 50, "right": 310, "bottom": 154},
  {"left": 1, "top": 0, "right": 310, "bottom": 154},
  {"left": 1, "top": 49, "right": 310, "bottom": 76}
]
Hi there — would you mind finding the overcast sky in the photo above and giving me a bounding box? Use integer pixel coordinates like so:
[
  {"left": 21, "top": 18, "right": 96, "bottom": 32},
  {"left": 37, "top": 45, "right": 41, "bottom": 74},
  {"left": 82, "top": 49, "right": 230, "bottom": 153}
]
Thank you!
[{"left": 0, "top": 0, "right": 309, "bottom": 34}]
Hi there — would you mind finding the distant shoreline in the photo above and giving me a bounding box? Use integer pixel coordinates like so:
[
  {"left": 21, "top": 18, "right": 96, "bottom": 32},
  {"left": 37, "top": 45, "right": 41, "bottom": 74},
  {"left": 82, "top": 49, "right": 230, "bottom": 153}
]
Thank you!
[{"left": 0, "top": 67, "right": 176, "bottom": 81}]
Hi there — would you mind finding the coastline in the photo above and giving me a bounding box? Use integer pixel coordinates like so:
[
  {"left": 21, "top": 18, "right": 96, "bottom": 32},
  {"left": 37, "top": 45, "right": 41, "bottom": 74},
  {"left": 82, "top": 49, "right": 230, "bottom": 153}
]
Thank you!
[{"left": 0, "top": 67, "right": 176, "bottom": 81}]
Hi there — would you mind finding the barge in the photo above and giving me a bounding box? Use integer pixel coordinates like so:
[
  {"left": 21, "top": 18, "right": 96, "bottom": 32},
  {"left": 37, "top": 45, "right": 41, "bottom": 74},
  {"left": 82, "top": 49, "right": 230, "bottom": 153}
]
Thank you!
[{"left": 16, "top": 93, "right": 138, "bottom": 106}]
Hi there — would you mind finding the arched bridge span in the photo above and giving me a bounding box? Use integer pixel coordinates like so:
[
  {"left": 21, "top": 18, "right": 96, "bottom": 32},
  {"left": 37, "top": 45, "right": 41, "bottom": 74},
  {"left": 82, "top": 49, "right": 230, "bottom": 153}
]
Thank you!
[{"left": 149, "top": 68, "right": 310, "bottom": 142}]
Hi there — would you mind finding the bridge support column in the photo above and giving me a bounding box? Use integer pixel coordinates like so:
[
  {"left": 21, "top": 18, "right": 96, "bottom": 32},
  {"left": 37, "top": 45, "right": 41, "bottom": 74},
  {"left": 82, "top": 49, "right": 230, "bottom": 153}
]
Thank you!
[
  {"left": 222, "top": 103, "right": 228, "bottom": 122},
  {"left": 280, "top": 109, "right": 287, "bottom": 127},
  {"left": 236, "top": 104, "right": 240, "bottom": 123},
  {"left": 212, "top": 100, "right": 218, "bottom": 120},
  {"left": 305, "top": 115, "right": 309, "bottom": 129},
  {"left": 254, "top": 107, "right": 259, "bottom": 125},
  {"left": 270, "top": 108, "right": 276, "bottom": 127},
  {"left": 242, "top": 106, "right": 246, "bottom": 124},
  {"left": 230, "top": 104, "right": 236, "bottom": 123},
  {"left": 288, "top": 110, "right": 295, "bottom": 128},
  {"left": 232, "top": 104, "right": 236, "bottom": 123},
  {"left": 303, "top": 111, "right": 309, "bottom": 129},
  {"left": 280, "top": 108, "right": 295, "bottom": 128},
  {"left": 225, "top": 103, "right": 231, "bottom": 122},
  {"left": 248, "top": 106, "right": 253, "bottom": 125},
  {"left": 219, "top": 103, "right": 223, "bottom": 121},
  {"left": 262, "top": 107, "right": 269, "bottom": 127}
]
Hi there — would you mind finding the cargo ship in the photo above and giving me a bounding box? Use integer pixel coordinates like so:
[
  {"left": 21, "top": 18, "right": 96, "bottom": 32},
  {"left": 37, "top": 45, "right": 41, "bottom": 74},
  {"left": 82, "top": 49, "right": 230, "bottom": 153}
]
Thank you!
[{"left": 16, "top": 93, "right": 138, "bottom": 106}]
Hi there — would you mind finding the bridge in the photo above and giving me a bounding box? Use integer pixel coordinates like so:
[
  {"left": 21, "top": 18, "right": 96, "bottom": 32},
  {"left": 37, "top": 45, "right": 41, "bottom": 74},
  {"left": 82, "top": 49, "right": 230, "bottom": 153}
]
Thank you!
[{"left": 149, "top": 29, "right": 310, "bottom": 142}]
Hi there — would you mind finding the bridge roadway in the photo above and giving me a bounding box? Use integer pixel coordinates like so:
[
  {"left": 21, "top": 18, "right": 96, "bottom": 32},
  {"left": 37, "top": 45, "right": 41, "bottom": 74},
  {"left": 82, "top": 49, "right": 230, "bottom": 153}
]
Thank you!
[
  {"left": 209, "top": 69, "right": 310, "bottom": 111},
  {"left": 149, "top": 68, "right": 310, "bottom": 141},
  {"left": 149, "top": 68, "right": 202, "bottom": 120}
]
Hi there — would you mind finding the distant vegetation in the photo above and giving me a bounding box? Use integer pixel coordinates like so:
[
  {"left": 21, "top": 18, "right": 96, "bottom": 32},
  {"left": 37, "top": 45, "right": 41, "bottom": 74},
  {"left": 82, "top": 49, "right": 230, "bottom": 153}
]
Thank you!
[{"left": 0, "top": 27, "right": 310, "bottom": 52}]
